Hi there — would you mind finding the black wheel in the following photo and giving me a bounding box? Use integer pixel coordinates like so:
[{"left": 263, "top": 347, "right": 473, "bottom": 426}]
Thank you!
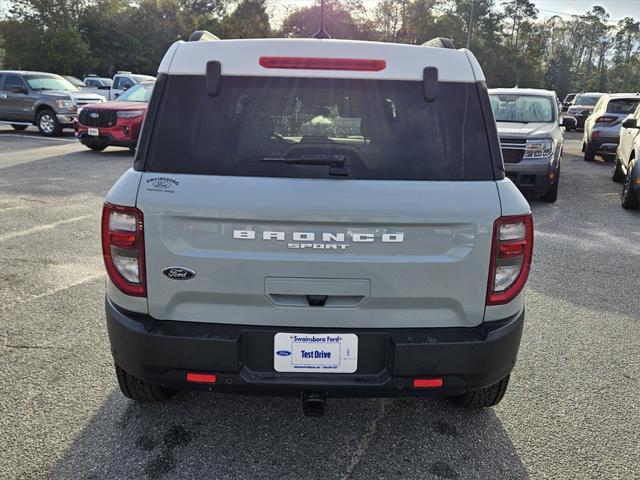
[
  {"left": 583, "top": 142, "right": 596, "bottom": 162},
  {"left": 621, "top": 164, "right": 639, "bottom": 210},
  {"left": 11, "top": 124, "right": 28, "bottom": 131},
  {"left": 36, "top": 109, "right": 62, "bottom": 136},
  {"left": 85, "top": 142, "right": 108, "bottom": 152},
  {"left": 612, "top": 158, "right": 625, "bottom": 183},
  {"left": 450, "top": 375, "right": 510, "bottom": 408},
  {"left": 115, "top": 364, "right": 174, "bottom": 402},
  {"left": 541, "top": 168, "right": 560, "bottom": 202}
]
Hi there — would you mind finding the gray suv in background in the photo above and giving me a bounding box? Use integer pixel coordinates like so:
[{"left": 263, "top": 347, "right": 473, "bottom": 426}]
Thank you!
[
  {"left": 490, "top": 88, "right": 574, "bottom": 202},
  {"left": 0, "top": 71, "right": 105, "bottom": 136}
]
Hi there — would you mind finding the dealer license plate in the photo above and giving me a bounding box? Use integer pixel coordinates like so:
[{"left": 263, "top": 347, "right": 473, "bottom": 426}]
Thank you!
[{"left": 274, "top": 332, "right": 358, "bottom": 373}]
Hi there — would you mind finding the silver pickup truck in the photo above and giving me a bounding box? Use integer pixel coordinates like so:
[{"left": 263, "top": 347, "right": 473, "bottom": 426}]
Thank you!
[
  {"left": 489, "top": 88, "right": 575, "bottom": 202},
  {"left": 0, "top": 71, "right": 105, "bottom": 136}
]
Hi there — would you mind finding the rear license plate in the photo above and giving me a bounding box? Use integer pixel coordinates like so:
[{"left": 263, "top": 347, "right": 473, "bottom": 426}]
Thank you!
[
  {"left": 88, "top": 127, "right": 99, "bottom": 136},
  {"left": 274, "top": 332, "right": 358, "bottom": 373}
]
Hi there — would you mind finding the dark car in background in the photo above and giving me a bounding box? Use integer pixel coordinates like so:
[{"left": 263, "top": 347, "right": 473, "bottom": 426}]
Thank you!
[
  {"left": 566, "top": 92, "right": 605, "bottom": 130},
  {"left": 74, "top": 81, "right": 154, "bottom": 151}
]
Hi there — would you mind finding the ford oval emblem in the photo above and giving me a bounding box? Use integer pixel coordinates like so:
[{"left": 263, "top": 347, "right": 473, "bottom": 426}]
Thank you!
[
  {"left": 162, "top": 266, "right": 196, "bottom": 280},
  {"left": 276, "top": 350, "right": 291, "bottom": 357},
  {"left": 89, "top": 112, "right": 99, "bottom": 118}
]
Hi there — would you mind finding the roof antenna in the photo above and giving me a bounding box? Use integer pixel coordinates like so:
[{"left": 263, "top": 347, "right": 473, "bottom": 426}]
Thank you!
[{"left": 314, "top": 0, "right": 331, "bottom": 39}]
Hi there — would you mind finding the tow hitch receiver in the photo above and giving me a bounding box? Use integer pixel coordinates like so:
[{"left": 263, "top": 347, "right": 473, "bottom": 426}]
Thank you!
[{"left": 302, "top": 392, "right": 326, "bottom": 417}]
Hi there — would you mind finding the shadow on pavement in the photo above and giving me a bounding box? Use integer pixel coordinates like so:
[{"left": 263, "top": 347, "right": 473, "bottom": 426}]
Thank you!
[{"left": 50, "top": 389, "right": 528, "bottom": 480}]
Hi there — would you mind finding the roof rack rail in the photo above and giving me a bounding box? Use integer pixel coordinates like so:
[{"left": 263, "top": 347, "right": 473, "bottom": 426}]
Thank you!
[
  {"left": 188, "top": 30, "right": 220, "bottom": 42},
  {"left": 422, "top": 37, "right": 455, "bottom": 49}
]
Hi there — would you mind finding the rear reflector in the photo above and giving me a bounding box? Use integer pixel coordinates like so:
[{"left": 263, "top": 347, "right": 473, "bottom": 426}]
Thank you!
[
  {"left": 259, "top": 56, "right": 386, "bottom": 71},
  {"left": 413, "top": 378, "right": 443, "bottom": 388},
  {"left": 186, "top": 373, "right": 217, "bottom": 384}
]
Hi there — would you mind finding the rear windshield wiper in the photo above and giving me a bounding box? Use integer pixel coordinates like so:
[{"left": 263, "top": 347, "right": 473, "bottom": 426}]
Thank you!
[
  {"left": 496, "top": 120, "right": 531, "bottom": 124},
  {"left": 261, "top": 154, "right": 347, "bottom": 166},
  {"left": 261, "top": 154, "right": 350, "bottom": 176}
]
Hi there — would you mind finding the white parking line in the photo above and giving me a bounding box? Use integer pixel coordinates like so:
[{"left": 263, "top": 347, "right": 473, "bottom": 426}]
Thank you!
[
  {"left": 0, "top": 214, "right": 92, "bottom": 242},
  {"left": 0, "top": 133, "right": 77, "bottom": 143},
  {"left": 0, "top": 273, "right": 104, "bottom": 313}
]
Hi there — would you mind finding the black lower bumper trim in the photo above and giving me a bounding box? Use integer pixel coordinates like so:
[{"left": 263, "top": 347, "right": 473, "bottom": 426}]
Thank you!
[
  {"left": 77, "top": 132, "right": 135, "bottom": 148},
  {"left": 106, "top": 299, "right": 524, "bottom": 397}
]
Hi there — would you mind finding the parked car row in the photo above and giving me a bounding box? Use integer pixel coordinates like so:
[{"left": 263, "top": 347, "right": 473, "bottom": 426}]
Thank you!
[{"left": 0, "top": 70, "right": 155, "bottom": 137}]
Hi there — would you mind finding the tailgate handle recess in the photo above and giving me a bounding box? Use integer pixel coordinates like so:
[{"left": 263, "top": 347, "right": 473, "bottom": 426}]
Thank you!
[{"left": 265, "top": 278, "right": 370, "bottom": 308}]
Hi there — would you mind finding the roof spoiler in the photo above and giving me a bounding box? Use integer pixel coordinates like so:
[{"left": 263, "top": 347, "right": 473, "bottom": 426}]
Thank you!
[
  {"left": 422, "top": 37, "right": 455, "bottom": 49},
  {"left": 189, "top": 30, "right": 220, "bottom": 42}
]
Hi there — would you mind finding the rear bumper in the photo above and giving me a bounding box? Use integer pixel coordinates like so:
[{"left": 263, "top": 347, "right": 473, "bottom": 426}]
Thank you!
[
  {"left": 106, "top": 298, "right": 525, "bottom": 397},
  {"left": 589, "top": 135, "right": 618, "bottom": 155}
]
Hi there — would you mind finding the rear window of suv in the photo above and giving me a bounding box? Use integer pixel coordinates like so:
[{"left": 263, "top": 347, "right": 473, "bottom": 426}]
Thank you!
[
  {"left": 607, "top": 98, "right": 640, "bottom": 114},
  {"left": 145, "top": 75, "right": 495, "bottom": 181}
]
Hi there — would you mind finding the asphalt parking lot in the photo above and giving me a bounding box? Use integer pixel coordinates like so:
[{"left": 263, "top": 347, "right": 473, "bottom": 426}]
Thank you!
[{"left": 0, "top": 126, "right": 638, "bottom": 480}]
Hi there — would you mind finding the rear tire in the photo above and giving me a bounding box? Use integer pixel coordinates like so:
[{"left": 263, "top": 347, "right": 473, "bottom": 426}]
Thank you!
[
  {"left": 612, "top": 158, "right": 625, "bottom": 183},
  {"left": 36, "top": 109, "right": 62, "bottom": 136},
  {"left": 450, "top": 375, "right": 510, "bottom": 408},
  {"left": 11, "top": 124, "right": 28, "bottom": 131},
  {"left": 621, "top": 164, "right": 639, "bottom": 210},
  {"left": 583, "top": 142, "right": 596, "bottom": 162},
  {"left": 115, "top": 364, "right": 174, "bottom": 402}
]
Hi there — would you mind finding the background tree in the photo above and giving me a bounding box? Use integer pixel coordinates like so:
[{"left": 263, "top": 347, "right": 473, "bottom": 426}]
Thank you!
[{"left": 0, "top": 0, "right": 637, "bottom": 94}]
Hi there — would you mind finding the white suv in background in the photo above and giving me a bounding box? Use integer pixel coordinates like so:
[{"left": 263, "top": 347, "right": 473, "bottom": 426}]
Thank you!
[{"left": 613, "top": 104, "right": 640, "bottom": 209}]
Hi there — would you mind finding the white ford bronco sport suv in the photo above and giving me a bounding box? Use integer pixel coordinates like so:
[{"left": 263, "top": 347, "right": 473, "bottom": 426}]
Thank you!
[{"left": 102, "top": 32, "right": 533, "bottom": 416}]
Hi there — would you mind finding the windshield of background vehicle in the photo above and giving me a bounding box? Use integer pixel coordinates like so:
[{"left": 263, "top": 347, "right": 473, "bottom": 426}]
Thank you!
[
  {"left": 489, "top": 94, "right": 554, "bottom": 123},
  {"left": 574, "top": 95, "right": 601, "bottom": 106},
  {"left": 145, "top": 75, "right": 494, "bottom": 181},
  {"left": 118, "top": 82, "right": 154, "bottom": 102},
  {"left": 606, "top": 98, "right": 640, "bottom": 114},
  {"left": 25, "top": 75, "right": 78, "bottom": 92}
]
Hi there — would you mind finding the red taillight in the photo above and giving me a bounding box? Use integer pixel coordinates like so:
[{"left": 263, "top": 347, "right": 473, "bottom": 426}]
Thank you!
[
  {"left": 413, "top": 378, "right": 443, "bottom": 388},
  {"left": 595, "top": 115, "right": 618, "bottom": 124},
  {"left": 186, "top": 373, "right": 217, "bottom": 384},
  {"left": 259, "top": 56, "right": 386, "bottom": 71},
  {"left": 486, "top": 214, "right": 533, "bottom": 305},
  {"left": 101, "top": 203, "right": 146, "bottom": 297}
]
